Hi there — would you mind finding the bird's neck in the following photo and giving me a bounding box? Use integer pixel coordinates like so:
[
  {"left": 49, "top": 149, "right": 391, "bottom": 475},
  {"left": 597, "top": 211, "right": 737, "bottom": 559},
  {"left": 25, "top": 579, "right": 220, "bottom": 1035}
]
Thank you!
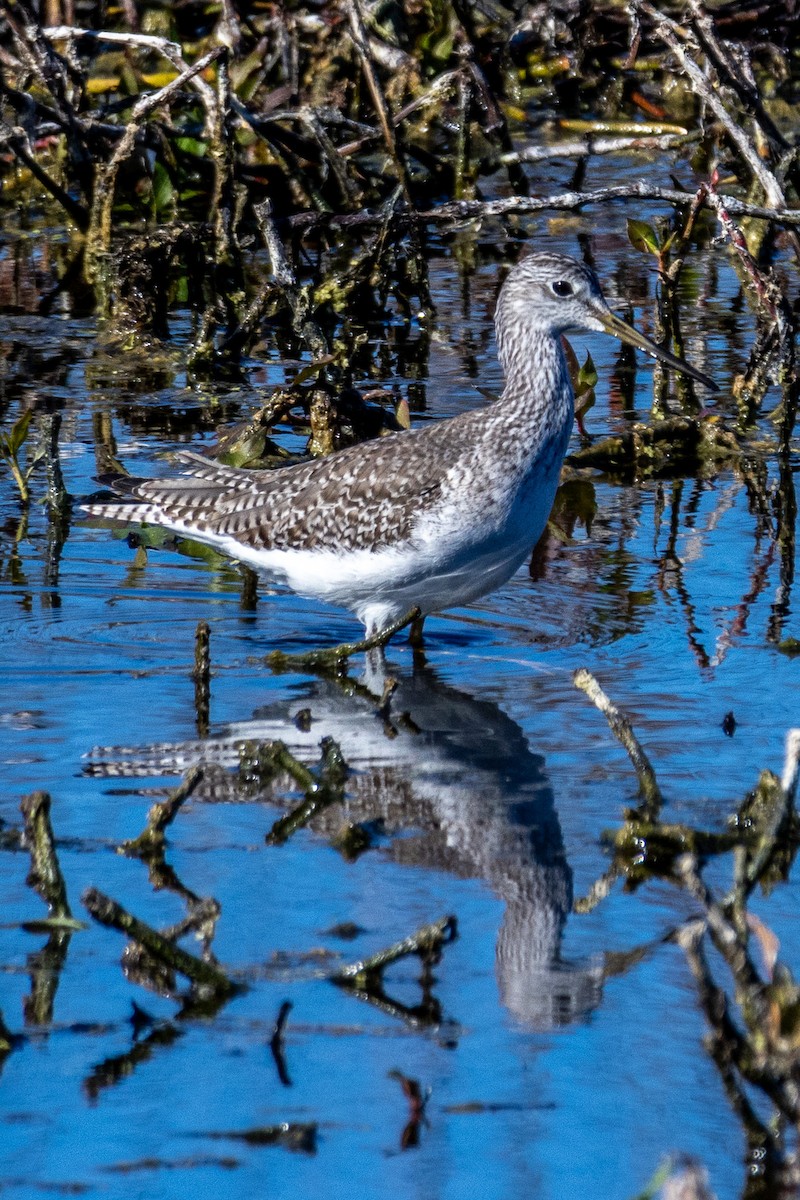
[{"left": 496, "top": 331, "right": 574, "bottom": 435}]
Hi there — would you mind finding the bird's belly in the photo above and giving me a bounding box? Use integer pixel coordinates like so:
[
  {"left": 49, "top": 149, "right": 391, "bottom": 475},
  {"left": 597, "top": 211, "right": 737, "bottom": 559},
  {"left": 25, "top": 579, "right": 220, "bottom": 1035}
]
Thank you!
[
  {"left": 208, "top": 524, "right": 532, "bottom": 631},
  {"left": 200, "top": 459, "right": 561, "bottom": 632}
]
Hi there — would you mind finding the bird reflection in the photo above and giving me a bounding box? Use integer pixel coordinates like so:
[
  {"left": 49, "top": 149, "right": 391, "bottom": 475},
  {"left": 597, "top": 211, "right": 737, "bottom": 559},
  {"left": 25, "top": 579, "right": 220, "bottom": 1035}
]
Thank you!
[{"left": 85, "top": 656, "right": 601, "bottom": 1029}]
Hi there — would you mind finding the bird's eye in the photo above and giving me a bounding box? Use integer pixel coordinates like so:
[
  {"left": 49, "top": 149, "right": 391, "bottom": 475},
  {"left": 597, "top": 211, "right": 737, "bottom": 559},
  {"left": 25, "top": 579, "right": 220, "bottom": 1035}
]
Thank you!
[{"left": 551, "top": 279, "right": 574, "bottom": 297}]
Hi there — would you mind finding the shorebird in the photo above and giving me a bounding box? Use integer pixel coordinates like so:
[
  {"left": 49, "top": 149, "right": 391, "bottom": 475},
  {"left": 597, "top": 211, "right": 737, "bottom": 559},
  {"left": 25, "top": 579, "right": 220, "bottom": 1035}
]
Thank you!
[{"left": 83, "top": 251, "right": 715, "bottom": 636}]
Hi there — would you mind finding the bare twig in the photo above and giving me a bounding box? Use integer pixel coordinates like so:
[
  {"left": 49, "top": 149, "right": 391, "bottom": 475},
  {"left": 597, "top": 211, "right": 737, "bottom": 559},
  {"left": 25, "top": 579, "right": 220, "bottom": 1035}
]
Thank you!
[
  {"left": 635, "top": 0, "right": 785, "bottom": 208},
  {"left": 333, "top": 915, "right": 457, "bottom": 986},
  {"left": 502, "top": 133, "right": 692, "bottom": 163},
  {"left": 264, "top": 737, "right": 348, "bottom": 845},
  {"left": 21, "top": 791, "right": 82, "bottom": 928},
  {"left": 85, "top": 47, "right": 223, "bottom": 274},
  {"left": 82, "top": 886, "right": 238, "bottom": 996},
  {"left": 119, "top": 764, "right": 205, "bottom": 858},
  {"left": 686, "top": 0, "right": 788, "bottom": 152},
  {"left": 705, "top": 180, "right": 787, "bottom": 326},
  {"left": 345, "top": 0, "right": 411, "bottom": 200},
  {"left": 573, "top": 668, "right": 664, "bottom": 813},
  {"left": 43, "top": 26, "right": 182, "bottom": 55},
  {"left": 269, "top": 1000, "right": 293, "bottom": 1087}
]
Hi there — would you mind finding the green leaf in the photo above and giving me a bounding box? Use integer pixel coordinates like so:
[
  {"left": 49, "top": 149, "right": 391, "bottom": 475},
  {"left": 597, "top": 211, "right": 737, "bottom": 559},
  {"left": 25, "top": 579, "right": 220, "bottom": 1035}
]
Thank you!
[
  {"left": 577, "top": 351, "right": 598, "bottom": 391},
  {"left": 627, "top": 218, "right": 660, "bottom": 257},
  {"left": 5, "top": 409, "right": 32, "bottom": 456},
  {"left": 174, "top": 136, "right": 208, "bottom": 158},
  {"left": 291, "top": 355, "right": 335, "bottom": 386},
  {"left": 151, "top": 161, "right": 174, "bottom": 214}
]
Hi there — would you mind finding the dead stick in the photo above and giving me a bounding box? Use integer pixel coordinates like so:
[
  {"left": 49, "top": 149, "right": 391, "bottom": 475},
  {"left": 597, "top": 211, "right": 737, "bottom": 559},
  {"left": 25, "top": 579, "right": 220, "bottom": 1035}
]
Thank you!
[
  {"left": 86, "top": 46, "right": 223, "bottom": 269},
  {"left": 573, "top": 669, "right": 664, "bottom": 812},
  {"left": 269, "top": 606, "right": 421, "bottom": 674},
  {"left": 333, "top": 915, "right": 457, "bottom": 985},
  {"left": 44, "top": 26, "right": 183, "bottom": 55},
  {"left": 0, "top": 123, "right": 89, "bottom": 229},
  {"left": 21, "top": 790, "right": 79, "bottom": 925},
  {"left": 345, "top": 0, "right": 411, "bottom": 200},
  {"left": 635, "top": 0, "right": 784, "bottom": 208},
  {"left": 82, "top": 886, "right": 237, "bottom": 995},
  {"left": 119, "top": 764, "right": 204, "bottom": 857},
  {"left": 275, "top": 185, "right": 800, "bottom": 234}
]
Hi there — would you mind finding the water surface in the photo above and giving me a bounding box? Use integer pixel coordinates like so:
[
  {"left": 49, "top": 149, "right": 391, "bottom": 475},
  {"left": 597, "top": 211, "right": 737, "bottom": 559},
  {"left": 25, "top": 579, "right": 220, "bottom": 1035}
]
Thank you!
[{"left": 0, "top": 197, "right": 797, "bottom": 1199}]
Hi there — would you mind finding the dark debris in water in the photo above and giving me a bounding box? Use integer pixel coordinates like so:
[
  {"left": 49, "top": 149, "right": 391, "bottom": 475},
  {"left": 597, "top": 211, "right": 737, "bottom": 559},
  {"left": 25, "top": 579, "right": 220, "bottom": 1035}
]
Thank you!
[
  {"left": 200, "top": 1122, "right": 318, "bottom": 1154},
  {"left": 103, "top": 1155, "right": 239, "bottom": 1173}
]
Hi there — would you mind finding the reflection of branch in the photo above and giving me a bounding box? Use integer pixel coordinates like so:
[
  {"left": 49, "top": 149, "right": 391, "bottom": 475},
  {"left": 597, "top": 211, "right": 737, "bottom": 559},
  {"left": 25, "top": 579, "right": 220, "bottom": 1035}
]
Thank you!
[
  {"left": 202, "top": 1122, "right": 317, "bottom": 1153},
  {"left": 84, "top": 1020, "right": 183, "bottom": 1102},
  {"left": 676, "top": 853, "right": 800, "bottom": 1130},
  {"left": 389, "top": 1070, "right": 429, "bottom": 1150},
  {"left": 345, "top": 0, "right": 411, "bottom": 200},
  {"left": 573, "top": 863, "right": 621, "bottom": 914},
  {"left": 413, "top": 184, "right": 800, "bottom": 229},
  {"left": 654, "top": 480, "right": 710, "bottom": 672},
  {"left": 681, "top": 921, "right": 771, "bottom": 1131},
  {"left": 667, "top": 732, "right": 800, "bottom": 1147},
  {"left": 0, "top": 1009, "right": 18, "bottom": 1056},
  {"left": 24, "top": 930, "right": 72, "bottom": 1026},
  {"left": 768, "top": 460, "right": 797, "bottom": 644},
  {"left": 262, "top": 737, "right": 347, "bottom": 846},
  {"left": 712, "top": 542, "right": 775, "bottom": 668},
  {"left": 193, "top": 622, "right": 211, "bottom": 738},
  {"left": 269, "top": 1000, "right": 293, "bottom": 1087}
]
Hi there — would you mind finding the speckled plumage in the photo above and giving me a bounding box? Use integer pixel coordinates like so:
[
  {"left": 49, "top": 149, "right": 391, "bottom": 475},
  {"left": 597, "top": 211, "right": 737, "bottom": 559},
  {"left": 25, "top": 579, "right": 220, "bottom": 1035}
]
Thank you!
[{"left": 83, "top": 251, "right": 715, "bottom": 634}]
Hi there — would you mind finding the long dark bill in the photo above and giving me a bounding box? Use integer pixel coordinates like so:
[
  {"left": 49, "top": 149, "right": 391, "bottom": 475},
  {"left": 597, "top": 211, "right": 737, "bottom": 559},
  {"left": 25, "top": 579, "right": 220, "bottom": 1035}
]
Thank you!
[{"left": 595, "top": 307, "right": 718, "bottom": 393}]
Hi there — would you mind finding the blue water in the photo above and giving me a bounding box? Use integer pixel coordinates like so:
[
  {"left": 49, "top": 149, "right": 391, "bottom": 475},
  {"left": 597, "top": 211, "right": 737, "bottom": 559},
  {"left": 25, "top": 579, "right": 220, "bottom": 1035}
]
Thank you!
[{"left": 0, "top": 220, "right": 797, "bottom": 1199}]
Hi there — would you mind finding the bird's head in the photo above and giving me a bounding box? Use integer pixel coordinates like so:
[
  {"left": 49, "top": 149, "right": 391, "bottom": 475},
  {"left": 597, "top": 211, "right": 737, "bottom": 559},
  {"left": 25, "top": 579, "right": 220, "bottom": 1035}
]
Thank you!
[{"left": 495, "top": 251, "right": 717, "bottom": 391}]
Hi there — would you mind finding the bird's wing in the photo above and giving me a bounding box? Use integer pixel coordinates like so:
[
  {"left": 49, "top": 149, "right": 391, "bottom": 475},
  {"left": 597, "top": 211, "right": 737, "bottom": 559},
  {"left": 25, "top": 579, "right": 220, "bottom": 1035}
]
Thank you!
[{"left": 86, "top": 418, "right": 475, "bottom": 553}]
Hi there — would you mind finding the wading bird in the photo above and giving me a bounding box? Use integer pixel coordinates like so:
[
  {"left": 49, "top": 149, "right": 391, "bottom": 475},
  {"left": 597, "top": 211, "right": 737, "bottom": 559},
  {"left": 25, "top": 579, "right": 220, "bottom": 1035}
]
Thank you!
[{"left": 84, "top": 252, "right": 716, "bottom": 636}]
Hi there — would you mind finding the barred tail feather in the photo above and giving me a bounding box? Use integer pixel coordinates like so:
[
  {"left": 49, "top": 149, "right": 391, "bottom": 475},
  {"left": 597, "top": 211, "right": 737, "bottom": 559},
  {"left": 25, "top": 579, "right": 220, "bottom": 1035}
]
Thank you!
[{"left": 82, "top": 501, "right": 173, "bottom": 527}]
